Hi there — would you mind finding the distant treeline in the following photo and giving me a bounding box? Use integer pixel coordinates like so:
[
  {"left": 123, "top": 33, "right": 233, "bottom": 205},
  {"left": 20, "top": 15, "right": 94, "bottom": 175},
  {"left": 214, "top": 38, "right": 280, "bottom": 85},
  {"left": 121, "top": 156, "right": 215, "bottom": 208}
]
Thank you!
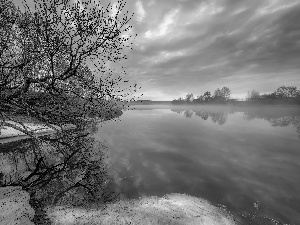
[{"left": 172, "top": 86, "right": 300, "bottom": 105}]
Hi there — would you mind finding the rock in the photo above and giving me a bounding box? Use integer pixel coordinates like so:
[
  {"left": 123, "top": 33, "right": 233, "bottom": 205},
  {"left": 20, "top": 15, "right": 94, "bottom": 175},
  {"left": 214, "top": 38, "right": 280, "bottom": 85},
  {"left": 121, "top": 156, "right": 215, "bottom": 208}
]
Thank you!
[
  {"left": 0, "top": 186, "right": 35, "bottom": 225},
  {"left": 46, "top": 193, "right": 235, "bottom": 225}
]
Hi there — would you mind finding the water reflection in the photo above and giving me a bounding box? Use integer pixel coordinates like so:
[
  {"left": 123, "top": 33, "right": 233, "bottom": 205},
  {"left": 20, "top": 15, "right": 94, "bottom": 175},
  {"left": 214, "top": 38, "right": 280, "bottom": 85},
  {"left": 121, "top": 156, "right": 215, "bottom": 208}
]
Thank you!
[
  {"left": 2, "top": 105, "right": 300, "bottom": 224},
  {"left": 96, "top": 105, "right": 300, "bottom": 225},
  {"left": 170, "top": 106, "right": 300, "bottom": 137},
  {"left": 171, "top": 108, "right": 231, "bottom": 125},
  {"left": 0, "top": 120, "right": 120, "bottom": 224},
  {"left": 243, "top": 107, "right": 300, "bottom": 139}
]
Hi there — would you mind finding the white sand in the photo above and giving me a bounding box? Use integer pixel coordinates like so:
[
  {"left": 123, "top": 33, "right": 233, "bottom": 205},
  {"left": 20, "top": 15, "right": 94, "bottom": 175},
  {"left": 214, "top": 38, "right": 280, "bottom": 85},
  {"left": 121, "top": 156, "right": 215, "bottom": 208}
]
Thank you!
[{"left": 46, "top": 193, "right": 235, "bottom": 225}]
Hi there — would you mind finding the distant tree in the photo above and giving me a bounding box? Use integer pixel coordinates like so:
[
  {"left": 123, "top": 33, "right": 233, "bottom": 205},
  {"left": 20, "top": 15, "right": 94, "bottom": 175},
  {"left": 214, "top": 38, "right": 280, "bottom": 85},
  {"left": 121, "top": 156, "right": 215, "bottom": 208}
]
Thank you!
[
  {"left": 260, "top": 93, "right": 277, "bottom": 102},
  {"left": 212, "top": 87, "right": 231, "bottom": 103},
  {"left": 213, "top": 88, "right": 222, "bottom": 97},
  {"left": 274, "top": 86, "right": 299, "bottom": 98},
  {"left": 185, "top": 93, "right": 194, "bottom": 103},
  {"left": 247, "top": 90, "right": 261, "bottom": 102},
  {"left": 172, "top": 97, "right": 185, "bottom": 104},
  {"left": 203, "top": 91, "right": 211, "bottom": 102},
  {"left": 194, "top": 94, "right": 206, "bottom": 103},
  {"left": 212, "top": 88, "right": 223, "bottom": 102},
  {"left": 221, "top": 87, "right": 231, "bottom": 100}
]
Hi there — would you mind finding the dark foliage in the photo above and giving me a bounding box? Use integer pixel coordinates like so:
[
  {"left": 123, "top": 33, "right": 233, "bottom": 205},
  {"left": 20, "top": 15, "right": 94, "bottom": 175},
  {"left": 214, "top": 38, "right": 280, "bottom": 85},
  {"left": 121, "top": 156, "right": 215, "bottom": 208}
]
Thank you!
[
  {"left": 0, "top": 0, "right": 135, "bottom": 216},
  {"left": 247, "top": 86, "right": 300, "bottom": 105}
]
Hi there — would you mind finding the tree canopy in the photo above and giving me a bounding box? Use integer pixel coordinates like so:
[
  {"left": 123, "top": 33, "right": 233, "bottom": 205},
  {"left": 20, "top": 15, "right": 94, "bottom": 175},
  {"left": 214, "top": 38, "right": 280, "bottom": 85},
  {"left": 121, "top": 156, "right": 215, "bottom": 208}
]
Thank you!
[
  {"left": 0, "top": 0, "right": 136, "bottom": 213},
  {"left": 0, "top": 0, "right": 137, "bottom": 129}
]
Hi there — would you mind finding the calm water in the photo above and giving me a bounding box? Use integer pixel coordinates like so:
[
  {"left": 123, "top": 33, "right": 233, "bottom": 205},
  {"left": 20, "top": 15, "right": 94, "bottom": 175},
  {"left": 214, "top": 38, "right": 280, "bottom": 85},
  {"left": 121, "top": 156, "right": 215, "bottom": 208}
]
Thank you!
[{"left": 96, "top": 105, "right": 300, "bottom": 225}]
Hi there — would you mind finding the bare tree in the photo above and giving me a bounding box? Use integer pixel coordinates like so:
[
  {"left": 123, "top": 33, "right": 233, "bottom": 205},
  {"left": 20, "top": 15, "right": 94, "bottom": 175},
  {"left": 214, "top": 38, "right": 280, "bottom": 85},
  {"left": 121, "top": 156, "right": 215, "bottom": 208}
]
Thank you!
[
  {"left": 246, "top": 90, "right": 260, "bottom": 102},
  {"left": 212, "top": 87, "right": 231, "bottom": 103},
  {"left": 221, "top": 87, "right": 231, "bottom": 100},
  {"left": 0, "top": 0, "right": 136, "bottom": 213},
  {"left": 1, "top": 0, "right": 136, "bottom": 130},
  {"left": 185, "top": 93, "right": 194, "bottom": 102}
]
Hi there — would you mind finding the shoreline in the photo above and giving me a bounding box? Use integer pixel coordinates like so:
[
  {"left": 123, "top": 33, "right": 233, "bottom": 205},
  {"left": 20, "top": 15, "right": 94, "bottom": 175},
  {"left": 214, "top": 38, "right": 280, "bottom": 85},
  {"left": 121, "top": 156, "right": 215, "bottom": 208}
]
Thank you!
[
  {"left": 127, "top": 102, "right": 300, "bottom": 107},
  {"left": 0, "top": 121, "right": 76, "bottom": 144}
]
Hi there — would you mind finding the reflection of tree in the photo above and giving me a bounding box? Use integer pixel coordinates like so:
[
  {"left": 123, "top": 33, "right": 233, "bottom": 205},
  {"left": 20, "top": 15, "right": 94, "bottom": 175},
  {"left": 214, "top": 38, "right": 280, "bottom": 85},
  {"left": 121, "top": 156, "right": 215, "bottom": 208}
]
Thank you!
[
  {"left": 0, "top": 121, "right": 119, "bottom": 211},
  {"left": 269, "top": 116, "right": 300, "bottom": 138},
  {"left": 171, "top": 107, "right": 300, "bottom": 136},
  {"left": 170, "top": 109, "right": 184, "bottom": 115},
  {"left": 183, "top": 110, "right": 194, "bottom": 118},
  {"left": 210, "top": 113, "right": 228, "bottom": 125},
  {"left": 171, "top": 108, "right": 229, "bottom": 125},
  {"left": 195, "top": 111, "right": 209, "bottom": 120},
  {"left": 0, "top": 104, "right": 123, "bottom": 224},
  {"left": 0, "top": 0, "right": 132, "bottom": 222},
  {"left": 243, "top": 107, "right": 300, "bottom": 139},
  {"left": 269, "top": 116, "right": 294, "bottom": 127}
]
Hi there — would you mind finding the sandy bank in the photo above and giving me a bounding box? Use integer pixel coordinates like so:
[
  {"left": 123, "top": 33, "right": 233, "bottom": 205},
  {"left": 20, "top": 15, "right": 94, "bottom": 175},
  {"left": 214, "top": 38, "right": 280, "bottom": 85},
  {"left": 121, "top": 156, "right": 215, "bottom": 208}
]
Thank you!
[{"left": 46, "top": 193, "right": 235, "bottom": 225}]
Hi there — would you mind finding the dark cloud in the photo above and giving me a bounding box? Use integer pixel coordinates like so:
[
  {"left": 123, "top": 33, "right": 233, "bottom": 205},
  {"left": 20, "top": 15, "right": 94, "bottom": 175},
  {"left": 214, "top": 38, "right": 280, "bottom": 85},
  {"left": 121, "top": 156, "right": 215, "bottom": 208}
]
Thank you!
[{"left": 120, "top": 0, "right": 300, "bottom": 100}]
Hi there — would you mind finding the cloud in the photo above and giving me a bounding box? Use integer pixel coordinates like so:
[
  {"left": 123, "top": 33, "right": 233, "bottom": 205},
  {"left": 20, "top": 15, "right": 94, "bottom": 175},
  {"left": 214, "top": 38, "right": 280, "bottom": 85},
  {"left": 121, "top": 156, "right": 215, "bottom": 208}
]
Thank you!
[
  {"left": 135, "top": 1, "right": 146, "bottom": 22},
  {"left": 256, "top": 0, "right": 299, "bottom": 16},
  {"left": 144, "top": 7, "right": 180, "bottom": 39},
  {"left": 120, "top": 0, "right": 300, "bottom": 100}
]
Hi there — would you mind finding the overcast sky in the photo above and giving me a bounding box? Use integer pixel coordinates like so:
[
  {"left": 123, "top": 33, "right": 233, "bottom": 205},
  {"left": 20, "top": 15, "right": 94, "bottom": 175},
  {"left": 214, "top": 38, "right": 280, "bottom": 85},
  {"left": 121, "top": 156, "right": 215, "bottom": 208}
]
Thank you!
[
  {"left": 14, "top": 0, "right": 300, "bottom": 100},
  {"left": 116, "top": 0, "right": 300, "bottom": 100}
]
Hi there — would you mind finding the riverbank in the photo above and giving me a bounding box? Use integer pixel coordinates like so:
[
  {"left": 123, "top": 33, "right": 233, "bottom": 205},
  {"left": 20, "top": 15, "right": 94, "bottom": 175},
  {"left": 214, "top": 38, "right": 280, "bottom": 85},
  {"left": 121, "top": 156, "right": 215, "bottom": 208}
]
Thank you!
[
  {"left": 0, "top": 186, "right": 235, "bottom": 225},
  {"left": 46, "top": 193, "right": 235, "bottom": 225},
  {"left": 127, "top": 102, "right": 300, "bottom": 107},
  {"left": 0, "top": 121, "right": 76, "bottom": 144}
]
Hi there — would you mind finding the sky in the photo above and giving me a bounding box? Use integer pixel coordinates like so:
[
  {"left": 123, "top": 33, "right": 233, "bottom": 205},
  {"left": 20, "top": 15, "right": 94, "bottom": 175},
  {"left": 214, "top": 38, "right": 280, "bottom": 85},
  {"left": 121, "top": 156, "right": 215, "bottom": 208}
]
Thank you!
[
  {"left": 13, "top": 0, "right": 300, "bottom": 100},
  {"left": 119, "top": 0, "right": 300, "bottom": 100}
]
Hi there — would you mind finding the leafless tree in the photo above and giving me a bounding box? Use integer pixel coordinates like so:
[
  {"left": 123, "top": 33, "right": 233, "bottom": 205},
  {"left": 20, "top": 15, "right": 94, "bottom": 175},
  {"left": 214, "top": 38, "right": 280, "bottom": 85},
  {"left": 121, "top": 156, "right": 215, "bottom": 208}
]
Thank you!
[
  {"left": 0, "top": 0, "right": 137, "bottom": 130},
  {"left": 0, "top": 0, "right": 136, "bottom": 212}
]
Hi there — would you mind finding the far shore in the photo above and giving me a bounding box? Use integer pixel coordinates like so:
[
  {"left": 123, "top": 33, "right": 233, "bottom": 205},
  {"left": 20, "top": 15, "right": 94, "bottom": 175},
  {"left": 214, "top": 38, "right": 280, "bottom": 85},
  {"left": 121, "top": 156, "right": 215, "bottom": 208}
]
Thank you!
[
  {"left": 127, "top": 103, "right": 300, "bottom": 108},
  {"left": 126, "top": 100, "right": 300, "bottom": 107}
]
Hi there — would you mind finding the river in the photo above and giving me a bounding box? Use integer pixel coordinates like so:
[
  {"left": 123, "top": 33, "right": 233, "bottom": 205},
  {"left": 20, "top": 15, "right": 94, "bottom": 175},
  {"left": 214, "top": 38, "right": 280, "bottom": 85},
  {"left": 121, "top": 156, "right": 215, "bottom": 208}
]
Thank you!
[{"left": 95, "top": 105, "right": 300, "bottom": 225}]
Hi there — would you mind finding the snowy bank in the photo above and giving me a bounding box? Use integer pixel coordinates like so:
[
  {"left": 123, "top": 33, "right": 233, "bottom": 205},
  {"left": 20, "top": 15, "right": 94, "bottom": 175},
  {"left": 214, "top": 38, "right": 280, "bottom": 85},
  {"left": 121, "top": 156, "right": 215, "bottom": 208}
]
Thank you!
[
  {"left": 46, "top": 193, "right": 235, "bottom": 225},
  {"left": 0, "top": 121, "right": 76, "bottom": 143}
]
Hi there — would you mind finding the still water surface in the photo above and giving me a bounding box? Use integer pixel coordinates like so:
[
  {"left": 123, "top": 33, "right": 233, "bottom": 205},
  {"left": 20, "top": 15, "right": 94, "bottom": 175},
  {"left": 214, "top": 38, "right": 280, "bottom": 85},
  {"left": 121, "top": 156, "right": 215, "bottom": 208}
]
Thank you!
[{"left": 96, "top": 105, "right": 300, "bottom": 225}]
